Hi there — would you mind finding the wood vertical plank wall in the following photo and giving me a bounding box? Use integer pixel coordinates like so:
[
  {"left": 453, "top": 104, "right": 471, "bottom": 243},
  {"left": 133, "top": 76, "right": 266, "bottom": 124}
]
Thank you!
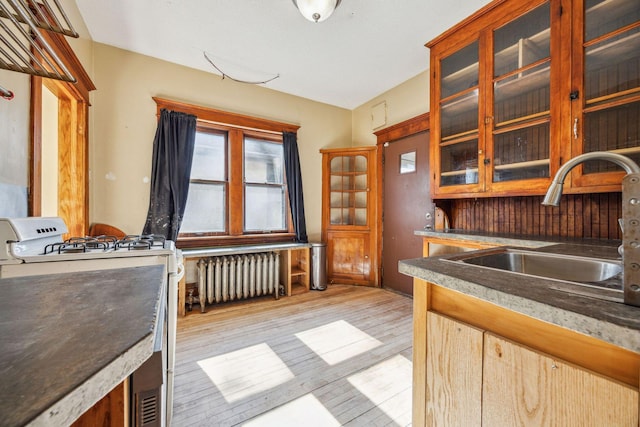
[{"left": 445, "top": 193, "right": 622, "bottom": 239}]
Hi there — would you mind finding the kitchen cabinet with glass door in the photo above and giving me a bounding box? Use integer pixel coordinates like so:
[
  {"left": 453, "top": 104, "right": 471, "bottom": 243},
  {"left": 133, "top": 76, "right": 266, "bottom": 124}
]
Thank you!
[
  {"left": 429, "top": 0, "right": 559, "bottom": 198},
  {"left": 320, "top": 146, "right": 378, "bottom": 286},
  {"left": 569, "top": 0, "right": 640, "bottom": 191},
  {"left": 428, "top": 0, "right": 639, "bottom": 198}
]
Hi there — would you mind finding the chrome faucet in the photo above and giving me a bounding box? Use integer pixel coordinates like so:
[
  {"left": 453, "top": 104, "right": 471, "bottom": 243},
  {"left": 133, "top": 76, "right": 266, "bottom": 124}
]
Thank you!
[{"left": 542, "top": 151, "right": 640, "bottom": 307}]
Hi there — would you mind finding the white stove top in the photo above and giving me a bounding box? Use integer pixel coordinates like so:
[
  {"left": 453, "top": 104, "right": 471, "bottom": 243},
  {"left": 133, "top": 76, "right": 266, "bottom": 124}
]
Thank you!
[{"left": 0, "top": 217, "right": 176, "bottom": 265}]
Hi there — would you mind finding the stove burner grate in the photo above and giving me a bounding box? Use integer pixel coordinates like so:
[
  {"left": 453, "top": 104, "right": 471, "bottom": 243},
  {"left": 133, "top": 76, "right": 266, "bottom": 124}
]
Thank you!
[
  {"left": 42, "top": 234, "right": 167, "bottom": 255},
  {"left": 117, "top": 234, "right": 167, "bottom": 251}
]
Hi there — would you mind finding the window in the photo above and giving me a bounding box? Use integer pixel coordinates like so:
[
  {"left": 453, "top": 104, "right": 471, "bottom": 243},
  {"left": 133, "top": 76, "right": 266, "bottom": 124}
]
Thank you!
[
  {"left": 180, "top": 130, "right": 227, "bottom": 233},
  {"left": 153, "top": 97, "right": 300, "bottom": 247},
  {"left": 180, "top": 125, "right": 290, "bottom": 241},
  {"left": 244, "top": 137, "right": 286, "bottom": 231}
]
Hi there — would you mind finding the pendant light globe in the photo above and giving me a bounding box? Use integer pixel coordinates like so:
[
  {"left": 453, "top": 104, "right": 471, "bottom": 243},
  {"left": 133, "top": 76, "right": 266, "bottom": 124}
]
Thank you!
[{"left": 292, "top": 0, "right": 342, "bottom": 23}]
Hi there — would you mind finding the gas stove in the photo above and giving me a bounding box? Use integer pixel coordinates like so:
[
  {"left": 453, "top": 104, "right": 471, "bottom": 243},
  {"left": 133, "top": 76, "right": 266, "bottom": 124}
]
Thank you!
[
  {"left": 0, "top": 216, "right": 182, "bottom": 427},
  {"left": 0, "top": 217, "right": 176, "bottom": 265}
]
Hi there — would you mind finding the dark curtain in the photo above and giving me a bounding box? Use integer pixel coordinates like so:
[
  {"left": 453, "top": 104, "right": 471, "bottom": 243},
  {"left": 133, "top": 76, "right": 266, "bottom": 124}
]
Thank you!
[
  {"left": 283, "top": 131, "right": 308, "bottom": 243},
  {"left": 142, "top": 109, "right": 197, "bottom": 241}
]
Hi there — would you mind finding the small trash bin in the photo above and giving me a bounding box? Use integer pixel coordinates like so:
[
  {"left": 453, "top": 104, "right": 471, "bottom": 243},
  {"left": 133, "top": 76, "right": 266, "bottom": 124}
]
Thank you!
[{"left": 310, "top": 242, "right": 327, "bottom": 291}]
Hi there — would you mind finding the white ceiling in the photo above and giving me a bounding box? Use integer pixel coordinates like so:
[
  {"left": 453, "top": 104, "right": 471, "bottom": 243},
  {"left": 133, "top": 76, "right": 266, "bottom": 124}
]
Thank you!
[{"left": 75, "top": 0, "right": 492, "bottom": 110}]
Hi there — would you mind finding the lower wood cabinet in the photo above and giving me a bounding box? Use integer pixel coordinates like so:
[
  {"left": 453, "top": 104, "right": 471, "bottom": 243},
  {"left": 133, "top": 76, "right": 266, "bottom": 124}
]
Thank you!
[
  {"left": 426, "top": 312, "right": 482, "bottom": 426},
  {"left": 71, "top": 379, "right": 126, "bottom": 427},
  {"left": 483, "top": 333, "right": 638, "bottom": 426},
  {"left": 326, "top": 230, "right": 371, "bottom": 285},
  {"left": 425, "top": 311, "right": 639, "bottom": 426}
]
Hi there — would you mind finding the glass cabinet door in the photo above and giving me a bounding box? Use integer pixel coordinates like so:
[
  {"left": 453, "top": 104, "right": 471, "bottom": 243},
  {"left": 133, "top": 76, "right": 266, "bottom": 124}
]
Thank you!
[
  {"left": 438, "top": 41, "right": 480, "bottom": 187},
  {"left": 491, "top": 1, "right": 551, "bottom": 183},
  {"left": 329, "top": 155, "right": 368, "bottom": 226},
  {"left": 578, "top": 0, "right": 640, "bottom": 177}
]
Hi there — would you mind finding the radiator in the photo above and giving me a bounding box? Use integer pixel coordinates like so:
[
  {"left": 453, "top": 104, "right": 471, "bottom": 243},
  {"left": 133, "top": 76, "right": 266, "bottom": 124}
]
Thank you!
[{"left": 196, "top": 252, "right": 280, "bottom": 312}]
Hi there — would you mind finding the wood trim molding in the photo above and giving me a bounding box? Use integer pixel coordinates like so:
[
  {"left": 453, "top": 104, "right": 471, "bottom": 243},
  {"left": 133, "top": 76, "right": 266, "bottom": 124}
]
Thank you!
[
  {"left": 374, "top": 112, "right": 430, "bottom": 143},
  {"left": 425, "top": 0, "right": 509, "bottom": 48},
  {"left": 29, "top": 32, "right": 95, "bottom": 234},
  {"left": 153, "top": 97, "right": 300, "bottom": 134},
  {"left": 37, "top": 31, "right": 95, "bottom": 103}
]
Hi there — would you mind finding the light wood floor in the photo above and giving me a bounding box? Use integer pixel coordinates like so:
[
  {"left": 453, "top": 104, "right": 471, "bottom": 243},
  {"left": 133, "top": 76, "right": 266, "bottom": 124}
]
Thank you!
[{"left": 172, "top": 284, "right": 413, "bottom": 427}]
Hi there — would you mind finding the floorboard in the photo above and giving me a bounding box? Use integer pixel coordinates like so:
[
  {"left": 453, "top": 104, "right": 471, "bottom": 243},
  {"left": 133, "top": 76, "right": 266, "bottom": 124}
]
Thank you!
[{"left": 172, "top": 284, "right": 413, "bottom": 426}]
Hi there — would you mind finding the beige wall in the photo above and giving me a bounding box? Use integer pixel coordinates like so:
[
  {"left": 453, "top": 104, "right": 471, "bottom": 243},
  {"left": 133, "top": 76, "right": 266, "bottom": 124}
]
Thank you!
[
  {"left": 89, "top": 43, "right": 351, "bottom": 241},
  {"left": 351, "top": 71, "right": 430, "bottom": 147},
  {"left": 0, "top": 0, "right": 430, "bottom": 239}
]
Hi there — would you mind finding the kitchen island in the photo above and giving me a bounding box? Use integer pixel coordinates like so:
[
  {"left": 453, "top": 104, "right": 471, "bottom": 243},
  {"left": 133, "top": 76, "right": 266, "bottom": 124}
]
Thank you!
[
  {"left": 0, "top": 265, "right": 166, "bottom": 426},
  {"left": 399, "top": 243, "right": 640, "bottom": 426}
]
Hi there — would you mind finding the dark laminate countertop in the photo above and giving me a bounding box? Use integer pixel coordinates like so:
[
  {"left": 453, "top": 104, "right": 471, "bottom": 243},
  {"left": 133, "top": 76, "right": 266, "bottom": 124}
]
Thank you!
[
  {"left": 399, "top": 242, "right": 640, "bottom": 353},
  {"left": 0, "top": 265, "right": 165, "bottom": 427}
]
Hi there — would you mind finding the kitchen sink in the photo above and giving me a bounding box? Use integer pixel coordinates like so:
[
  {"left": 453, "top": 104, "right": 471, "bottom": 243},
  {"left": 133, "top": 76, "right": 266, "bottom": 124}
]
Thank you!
[{"left": 442, "top": 248, "right": 624, "bottom": 302}]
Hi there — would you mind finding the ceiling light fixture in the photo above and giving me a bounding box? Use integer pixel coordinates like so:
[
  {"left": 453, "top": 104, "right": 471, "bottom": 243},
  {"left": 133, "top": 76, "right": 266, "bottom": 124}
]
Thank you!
[{"left": 292, "top": 0, "right": 342, "bottom": 23}]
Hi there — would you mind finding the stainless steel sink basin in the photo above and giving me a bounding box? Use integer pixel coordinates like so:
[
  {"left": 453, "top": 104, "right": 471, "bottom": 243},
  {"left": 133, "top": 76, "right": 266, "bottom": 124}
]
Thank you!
[{"left": 442, "top": 248, "right": 624, "bottom": 302}]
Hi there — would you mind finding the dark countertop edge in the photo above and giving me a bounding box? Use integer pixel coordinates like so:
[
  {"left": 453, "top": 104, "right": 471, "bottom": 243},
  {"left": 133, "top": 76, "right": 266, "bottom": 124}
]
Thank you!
[
  {"left": 24, "top": 266, "right": 167, "bottom": 427},
  {"left": 398, "top": 259, "right": 640, "bottom": 354},
  {"left": 29, "top": 335, "right": 155, "bottom": 427}
]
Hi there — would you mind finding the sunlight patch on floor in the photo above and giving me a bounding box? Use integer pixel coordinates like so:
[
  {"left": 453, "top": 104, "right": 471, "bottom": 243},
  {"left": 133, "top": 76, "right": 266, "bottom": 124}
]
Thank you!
[
  {"left": 347, "top": 354, "right": 413, "bottom": 426},
  {"left": 197, "top": 343, "right": 294, "bottom": 403},
  {"left": 241, "top": 394, "right": 341, "bottom": 427},
  {"left": 295, "top": 319, "right": 382, "bottom": 365}
]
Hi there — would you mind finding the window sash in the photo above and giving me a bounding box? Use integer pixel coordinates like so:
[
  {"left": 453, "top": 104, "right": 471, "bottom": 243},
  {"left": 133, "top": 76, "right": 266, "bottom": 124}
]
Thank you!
[{"left": 179, "top": 124, "right": 292, "bottom": 242}]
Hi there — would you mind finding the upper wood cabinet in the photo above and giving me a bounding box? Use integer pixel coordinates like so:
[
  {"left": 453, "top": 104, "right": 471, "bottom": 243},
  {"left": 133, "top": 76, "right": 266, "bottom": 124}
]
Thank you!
[
  {"left": 428, "top": 0, "right": 640, "bottom": 198},
  {"left": 321, "top": 146, "right": 378, "bottom": 286},
  {"left": 569, "top": 0, "right": 640, "bottom": 190}
]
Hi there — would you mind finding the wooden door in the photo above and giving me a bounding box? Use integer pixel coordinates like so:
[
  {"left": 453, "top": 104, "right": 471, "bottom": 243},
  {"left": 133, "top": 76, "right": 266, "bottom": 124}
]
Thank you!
[
  {"left": 382, "top": 131, "right": 433, "bottom": 295},
  {"left": 326, "top": 230, "right": 370, "bottom": 285}
]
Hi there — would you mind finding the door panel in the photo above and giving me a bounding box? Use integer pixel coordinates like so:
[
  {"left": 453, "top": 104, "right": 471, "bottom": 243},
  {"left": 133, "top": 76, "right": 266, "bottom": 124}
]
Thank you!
[
  {"left": 327, "top": 231, "right": 370, "bottom": 284},
  {"left": 382, "top": 131, "right": 433, "bottom": 295}
]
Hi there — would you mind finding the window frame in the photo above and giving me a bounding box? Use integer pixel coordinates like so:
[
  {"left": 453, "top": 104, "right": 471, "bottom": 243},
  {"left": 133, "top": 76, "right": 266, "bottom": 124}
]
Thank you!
[{"left": 153, "top": 97, "right": 300, "bottom": 248}]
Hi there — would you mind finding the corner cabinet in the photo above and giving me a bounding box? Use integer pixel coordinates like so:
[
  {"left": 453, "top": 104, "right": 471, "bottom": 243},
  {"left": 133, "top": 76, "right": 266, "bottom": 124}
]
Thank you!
[
  {"left": 320, "top": 146, "right": 378, "bottom": 286},
  {"left": 429, "top": 0, "right": 640, "bottom": 198}
]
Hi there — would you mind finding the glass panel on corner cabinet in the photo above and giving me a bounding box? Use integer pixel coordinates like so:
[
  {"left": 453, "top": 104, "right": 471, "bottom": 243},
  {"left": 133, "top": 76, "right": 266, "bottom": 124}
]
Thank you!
[{"left": 354, "top": 155, "right": 367, "bottom": 172}]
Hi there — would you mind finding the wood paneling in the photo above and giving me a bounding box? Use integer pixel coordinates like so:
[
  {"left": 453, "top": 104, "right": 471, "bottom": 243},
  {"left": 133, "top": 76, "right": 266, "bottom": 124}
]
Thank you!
[
  {"left": 426, "top": 312, "right": 483, "bottom": 427},
  {"left": 445, "top": 192, "right": 622, "bottom": 239},
  {"left": 483, "top": 334, "right": 638, "bottom": 426}
]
